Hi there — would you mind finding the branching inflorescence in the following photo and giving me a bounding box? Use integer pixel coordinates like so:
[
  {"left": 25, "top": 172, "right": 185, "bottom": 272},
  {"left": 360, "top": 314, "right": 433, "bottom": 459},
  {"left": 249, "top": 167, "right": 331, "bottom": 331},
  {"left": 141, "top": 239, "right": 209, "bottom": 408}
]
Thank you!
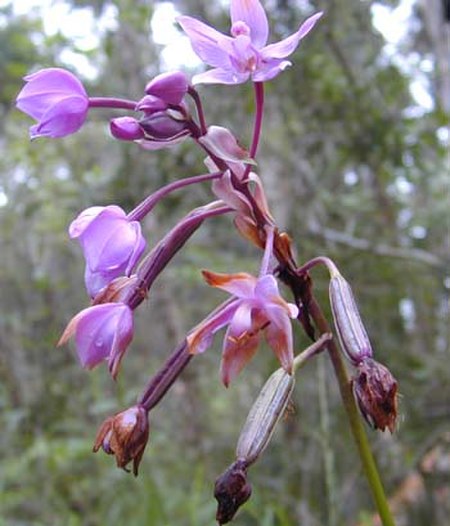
[{"left": 16, "top": 1, "right": 398, "bottom": 524}]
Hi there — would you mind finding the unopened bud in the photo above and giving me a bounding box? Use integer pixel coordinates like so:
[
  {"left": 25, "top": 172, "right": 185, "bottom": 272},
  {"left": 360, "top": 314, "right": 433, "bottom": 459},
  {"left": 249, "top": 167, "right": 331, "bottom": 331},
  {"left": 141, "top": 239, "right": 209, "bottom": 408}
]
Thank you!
[
  {"left": 93, "top": 405, "right": 149, "bottom": 476},
  {"left": 214, "top": 460, "right": 252, "bottom": 525},
  {"left": 329, "top": 274, "right": 373, "bottom": 366},
  {"left": 139, "top": 110, "right": 189, "bottom": 140},
  {"left": 236, "top": 368, "right": 295, "bottom": 465},
  {"left": 145, "top": 71, "right": 189, "bottom": 105},
  {"left": 353, "top": 358, "right": 398, "bottom": 433},
  {"left": 110, "top": 116, "right": 145, "bottom": 141}
]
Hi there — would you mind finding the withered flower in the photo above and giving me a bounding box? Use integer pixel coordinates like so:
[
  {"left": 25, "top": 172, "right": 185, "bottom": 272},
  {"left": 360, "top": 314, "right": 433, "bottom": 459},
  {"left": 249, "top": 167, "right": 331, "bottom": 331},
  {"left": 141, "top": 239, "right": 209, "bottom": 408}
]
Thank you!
[
  {"left": 214, "top": 460, "right": 252, "bottom": 525},
  {"left": 353, "top": 358, "right": 398, "bottom": 433},
  {"left": 93, "top": 405, "right": 149, "bottom": 476}
]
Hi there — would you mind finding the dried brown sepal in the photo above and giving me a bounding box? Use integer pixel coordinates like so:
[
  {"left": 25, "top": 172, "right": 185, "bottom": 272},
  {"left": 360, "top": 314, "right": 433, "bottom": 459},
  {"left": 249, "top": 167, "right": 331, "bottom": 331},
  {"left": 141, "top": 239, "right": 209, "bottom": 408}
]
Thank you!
[
  {"left": 93, "top": 405, "right": 149, "bottom": 476},
  {"left": 214, "top": 459, "right": 252, "bottom": 525},
  {"left": 92, "top": 275, "right": 139, "bottom": 305},
  {"left": 353, "top": 358, "right": 398, "bottom": 433}
]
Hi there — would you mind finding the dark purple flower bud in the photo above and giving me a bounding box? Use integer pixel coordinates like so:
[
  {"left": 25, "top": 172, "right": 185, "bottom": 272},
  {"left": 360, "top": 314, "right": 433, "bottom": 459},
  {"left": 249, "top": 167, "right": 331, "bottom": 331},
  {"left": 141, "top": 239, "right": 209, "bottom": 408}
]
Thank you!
[
  {"left": 214, "top": 460, "right": 252, "bottom": 525},
  {"left": 145, "top": 71, "right": 189, "bottom": 105},
  {"left": 16, "top": 68, "right": 89, "bottom": 139},
  {"left": 139, "top": 110, "right": 188, "bottom": 140},
  {"left": 136, "top": 94, "right": 168, "bottom": 114},
  {"left": 353, "top": 358, "right": 398, "bottom": 433},
  {"left": 329, "top": 273, "right": 373, "bottom": 366},
  {"left": 110, "top": 116, "right": 145, "bottom": 141},
  {"left": 93, "top": 405, "right": 149, "bottom": 476}
]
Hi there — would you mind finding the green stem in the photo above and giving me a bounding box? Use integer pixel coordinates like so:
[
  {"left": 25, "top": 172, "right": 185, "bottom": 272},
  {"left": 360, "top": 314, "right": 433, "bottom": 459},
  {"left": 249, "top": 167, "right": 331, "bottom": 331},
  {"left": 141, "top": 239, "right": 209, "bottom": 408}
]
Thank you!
[{"left": 308, "top": 296, "right": 395, "bottom": 526}]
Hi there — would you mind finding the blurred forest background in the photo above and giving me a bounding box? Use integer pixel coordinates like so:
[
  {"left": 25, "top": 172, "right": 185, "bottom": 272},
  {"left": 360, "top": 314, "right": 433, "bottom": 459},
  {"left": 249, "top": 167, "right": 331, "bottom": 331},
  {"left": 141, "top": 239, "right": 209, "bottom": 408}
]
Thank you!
[{"left": 0, "top": 0, "right": 449, "bottom": 525}]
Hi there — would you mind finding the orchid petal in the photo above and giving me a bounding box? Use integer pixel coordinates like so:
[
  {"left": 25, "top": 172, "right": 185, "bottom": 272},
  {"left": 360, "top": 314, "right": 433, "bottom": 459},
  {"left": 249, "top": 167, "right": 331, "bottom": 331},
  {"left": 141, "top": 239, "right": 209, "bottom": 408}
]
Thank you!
[
  {"left": 199, "top": 126, "right": 255, "bottom": 165},
  {"left": 265, "top": 319, "right": 294, "bottom": 374},
  {"left": 192, "top": 67, "right": 249, "bottom": 85},
  {"left": 228, "top": 301, "right": 253, "bottom": 338},
  {"left": 221, "top": 327, "right": 260, "bottom": 386},
  {"left": 176, "top": 16, "right": 233, "bottom": 68},
  {"left": 230, "top": 0, "right": 269, "bottom": 49},
  {"left": 251, "top": 59, "right": 291, "bottom": 82},
  {"left": 260, "top": 12, "right": 323, "bottom": 60},
  {"left": 202, "top": 270, "right": 257, "bottom": 298},
  {"left": 187, "top": 300, "right": 239, "bottom": 354},
  {"left": 212, "top": 171, "right": 254, "bottom": 216}
]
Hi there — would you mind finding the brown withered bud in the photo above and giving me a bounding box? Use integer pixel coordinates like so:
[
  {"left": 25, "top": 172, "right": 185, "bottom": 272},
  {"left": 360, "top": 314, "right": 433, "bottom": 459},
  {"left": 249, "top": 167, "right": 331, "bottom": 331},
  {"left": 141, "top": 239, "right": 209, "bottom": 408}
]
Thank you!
[
  {"left": 353, "top": 358, "right": 398, "bottom": 433},
  {"left": 214, "top": 459, "right": 252, "bottom": 525},
  {"left": 93, "top": 404, "right": 149, "bottom": 476}
]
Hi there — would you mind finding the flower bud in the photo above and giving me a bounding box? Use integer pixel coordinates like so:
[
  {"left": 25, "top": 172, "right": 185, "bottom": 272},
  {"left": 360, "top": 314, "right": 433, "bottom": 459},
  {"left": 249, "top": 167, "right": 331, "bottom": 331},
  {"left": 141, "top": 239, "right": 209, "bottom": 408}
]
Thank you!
[
  {"left": 236, "top": 368, "right": 295, "bottom": 465},
  {"left": 110, "top": 116, "right": 145, "bottom": 141},
  {"left": 353, "top": 358, "right": 398, "bottom": 433},
  {"left": 329, "top": 274, "right": 373, "bottom": 366},
  {"left": 139, "top": 110, "right": 188, "bottom": 140},
  {"left": 145, "top": 71, "right": 189, "bottom": 105},
  {"left": 93, "top": 405, "right": 149, "bottom": 476},
  {"left": 214, "top": 460, "right": 252, "bottom": 525}
]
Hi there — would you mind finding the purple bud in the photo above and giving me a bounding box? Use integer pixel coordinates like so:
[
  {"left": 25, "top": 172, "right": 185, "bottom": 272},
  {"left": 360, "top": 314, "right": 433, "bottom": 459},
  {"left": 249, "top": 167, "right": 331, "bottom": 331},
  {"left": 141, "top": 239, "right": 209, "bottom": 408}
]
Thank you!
[
  {"left": 136, "top": 94, "right": 168, "bottom": 114},
  {"left": 139, "top": 110, "right": 188, "bottom": 140},
  {"left": 110, "top": 116, "right": 145, "bottom": 141},
  {"left": 145, "top": 71, "right": 189, "bottom": 105},
  {"left": 329, "top": 274, "right": 373, "bottom": 366},
  {"left": 16, "top": 68, "right": 89, "bottom": 139}
]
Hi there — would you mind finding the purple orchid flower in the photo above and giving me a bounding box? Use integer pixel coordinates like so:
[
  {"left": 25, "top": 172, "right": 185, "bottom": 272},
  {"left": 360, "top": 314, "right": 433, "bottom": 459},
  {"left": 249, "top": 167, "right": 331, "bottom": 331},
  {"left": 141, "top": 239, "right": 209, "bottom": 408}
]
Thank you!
[
  {"left": 16, "top": 68, "right": 89, "bottom": 138},
  {"left": 69, "top": 206, "right": 146, "bottom": 298},
  {"left": 58, "top": 302, "right": 134, "bottom": 379},
  {"left": 187, "top": 270, "right": 299, "bottom": 386},
  {"left": 177, "top": 0, "right": 323, "bottom": 85}
]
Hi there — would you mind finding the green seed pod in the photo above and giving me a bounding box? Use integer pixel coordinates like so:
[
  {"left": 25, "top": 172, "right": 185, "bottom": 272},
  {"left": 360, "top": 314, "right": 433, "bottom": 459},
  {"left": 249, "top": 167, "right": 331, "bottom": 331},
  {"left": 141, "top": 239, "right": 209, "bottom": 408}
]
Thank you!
[
  {"left": 329, "top": 274, "right": 373, "bottom": 366},
  {"left": 236, "top": 368, "right": 295, "bottom": 465}
]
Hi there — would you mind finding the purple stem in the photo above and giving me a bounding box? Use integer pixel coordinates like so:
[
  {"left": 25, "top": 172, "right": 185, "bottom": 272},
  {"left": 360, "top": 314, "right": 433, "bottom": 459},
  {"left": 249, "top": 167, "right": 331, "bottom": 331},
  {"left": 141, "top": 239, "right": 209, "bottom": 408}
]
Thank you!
[
  {"left": 88, "top": 97, "right": 138, "bottom": 111},
  {"left": 259, "top": 226, "right": 274, "bottom": 277},
  {"left": 125, "top": 203, "right": 232, "bottom": 310},
  {"left": 188, "top": 86, "right": 208, "bottom": 135},
  {"left": 127, "top": 171, "right": 223, "bottom": 222},
  {"left": 242, "top": 82, "right": 265, "bottom": 182},
  {"left": 138, "top": 340, "right": 192, "bottom": 410},
  {"left": 295, "top": 256, "right": 340, "bottom": 278}
]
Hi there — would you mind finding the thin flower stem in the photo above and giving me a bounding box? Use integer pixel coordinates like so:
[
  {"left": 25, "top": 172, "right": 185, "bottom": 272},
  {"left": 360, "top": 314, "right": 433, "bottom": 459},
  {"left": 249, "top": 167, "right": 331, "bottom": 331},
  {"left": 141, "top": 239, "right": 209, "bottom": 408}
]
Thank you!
[
  {"left": 127, "top": 171, "right": 223, "bottom": 222},
  {"left": 295, "top": 256, "right": 340, "bottom": 277},
  {"left": 307, "top": 297, "right": 396, "bottom": 526},
  {"left": 188, "top": 86, "right": 208, "bottom": 135},
  {"left": 243, "top": 81, "right": 265, "bottom": 181},
  {"left": 259, "top": 226, "right": 275, "bottom": 277},
  {"left": 292, "top": 332, "right": 332, "bottom": 372},
  {"left": 88, "top": 97, "right": 138, "bottom": 111}
]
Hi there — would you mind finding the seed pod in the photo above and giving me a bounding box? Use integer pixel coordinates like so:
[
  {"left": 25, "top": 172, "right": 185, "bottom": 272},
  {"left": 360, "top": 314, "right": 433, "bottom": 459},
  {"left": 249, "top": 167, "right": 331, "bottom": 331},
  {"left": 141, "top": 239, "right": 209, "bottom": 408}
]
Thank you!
[
  {"left": 329, "top": 274, "right": 373, "bottom": 366},
  {"left": 236, "top": 368, "right": 295, "bottom": 465}
]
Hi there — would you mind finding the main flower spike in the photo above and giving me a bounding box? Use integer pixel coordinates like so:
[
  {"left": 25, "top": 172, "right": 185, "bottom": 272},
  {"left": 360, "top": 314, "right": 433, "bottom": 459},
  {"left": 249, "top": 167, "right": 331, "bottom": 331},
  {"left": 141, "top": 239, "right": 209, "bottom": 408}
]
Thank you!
[
  {"left": 177, "top": 0, "right": 323, "bottom": 85},
  {"left": 58, "top": 302, "right": 134, "bottom": 379},
  {"left": 69, "top": 205, "right": 146, "bottom": 298},
  {"left": 16, "top": 68, "right": 89, "bottom": 138}
]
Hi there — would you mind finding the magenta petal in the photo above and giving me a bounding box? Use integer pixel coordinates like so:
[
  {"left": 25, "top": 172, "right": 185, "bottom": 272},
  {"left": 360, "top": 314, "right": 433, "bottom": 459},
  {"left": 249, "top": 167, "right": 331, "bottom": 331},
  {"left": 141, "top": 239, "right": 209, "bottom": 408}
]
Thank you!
[
  {"left": 145, "top": 71, "right": 189, "bottom": 105},
  {"left": 265, "top": 319, "right": 294, "bottom": 373},
  {"left": 177, "top": 16, "right": 233, "bottom": 68},
  {"left": 69, "top": 206, "right": 105, "bottom": 238},
  {"left": 230, "top": 0, "right": 269, "bottom": 49},
  {"left": 228, "top": 302, "right": 253, "bottom": 339},
  {"left": 221, "top": 327, "right": 260, "bottom": 386},
  {"left": 73, "top": 303, "right": 133, "bottom": 371},
  {"left": 261, "top": 12, "right": 323, "bottom": 60},
  {"left": 192, "top": 67, "right": 249, "bottom": 85},
  {"left": 252, "top": 58, "right": 291, "bottom": 82},
  {"left": 30, "top": 96, "right": 88, "bottom": 138}
]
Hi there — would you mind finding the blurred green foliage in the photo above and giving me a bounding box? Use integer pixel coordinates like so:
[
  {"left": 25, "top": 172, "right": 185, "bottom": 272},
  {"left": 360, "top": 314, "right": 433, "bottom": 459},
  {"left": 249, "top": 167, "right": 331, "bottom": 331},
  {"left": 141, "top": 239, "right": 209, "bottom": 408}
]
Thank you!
[{"left": 0, "top": 0, "right": 449, "bottom": 525}]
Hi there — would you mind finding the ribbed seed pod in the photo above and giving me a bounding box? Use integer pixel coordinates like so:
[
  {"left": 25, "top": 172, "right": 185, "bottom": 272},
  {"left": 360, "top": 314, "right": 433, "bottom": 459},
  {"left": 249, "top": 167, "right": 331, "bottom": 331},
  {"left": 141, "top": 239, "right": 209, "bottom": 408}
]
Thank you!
[
  {"left": 329, "top": 274, "right": 373, "bottom": 366},
  {"left": 236, "top": 369, "right": 295, "bottom": 465}
]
